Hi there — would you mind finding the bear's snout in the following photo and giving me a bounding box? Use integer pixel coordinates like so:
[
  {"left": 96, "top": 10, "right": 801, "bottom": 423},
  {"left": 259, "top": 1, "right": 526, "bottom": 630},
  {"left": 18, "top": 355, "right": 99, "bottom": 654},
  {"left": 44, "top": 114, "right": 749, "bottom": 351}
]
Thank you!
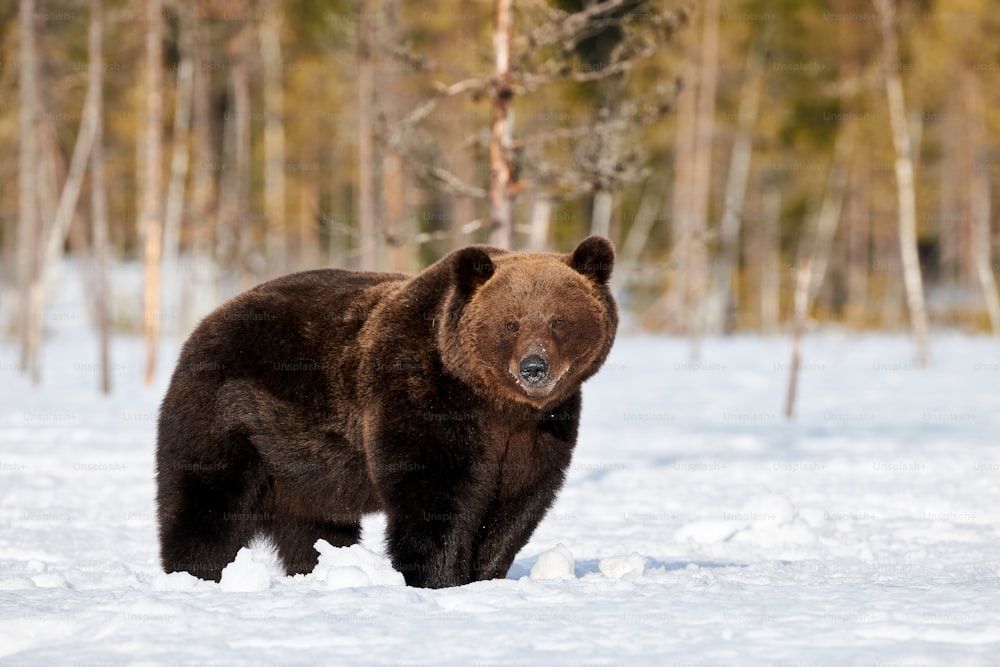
[{"left": 518, "top": 354, "right": 550, "bottom": 386}]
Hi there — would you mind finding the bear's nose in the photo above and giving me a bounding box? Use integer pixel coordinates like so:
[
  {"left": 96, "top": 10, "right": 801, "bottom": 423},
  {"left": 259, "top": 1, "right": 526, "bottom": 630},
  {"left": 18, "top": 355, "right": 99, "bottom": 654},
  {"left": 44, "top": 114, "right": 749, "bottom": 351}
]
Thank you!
[{"left": 518, "top": 354, "right": 549, "bottom": 385}]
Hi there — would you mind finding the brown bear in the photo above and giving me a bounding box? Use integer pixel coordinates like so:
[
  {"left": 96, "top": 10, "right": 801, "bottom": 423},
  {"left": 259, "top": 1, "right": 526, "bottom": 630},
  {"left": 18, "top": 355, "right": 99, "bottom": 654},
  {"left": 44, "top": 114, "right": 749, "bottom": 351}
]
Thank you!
[{"left": 156, "top": 236, "right": 617, "bottom": 588}]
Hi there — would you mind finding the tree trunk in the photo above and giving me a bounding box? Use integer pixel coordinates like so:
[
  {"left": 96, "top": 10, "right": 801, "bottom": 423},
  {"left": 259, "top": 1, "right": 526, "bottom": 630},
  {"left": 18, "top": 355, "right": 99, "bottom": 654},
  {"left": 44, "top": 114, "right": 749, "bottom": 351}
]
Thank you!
[
  {"left": 785, "top": 259, "right": 812, "bottom": 419},
  {"left": 955, "top": 100, "right": 976, "bottom": 289},
  {"left": 686, "top": 0, "right": 721, "bottom": 350},
  {"left": 451, "top": 196, "right": 476, "bottom": 254},
  {"left": 39, "top": 0, "right": 102, "bottom": 311},
  {"left": 261, "top": 3, "right": 288, "bottom": 276},
  {"left": 17, "top": 0, "right": 41, "bottom": 381},
  {"left": 591, "top": 189, "right": 613, "bottom": 240},
  {"left": 937, "top": 103, "right": 959, "bottom": 288},
  {"left": 382, "top": 152, "right": 407, "bottom": 271},
  {"left": 964, "top": 71, "right": 1000, "bottom": 340},
  {"left": 89, "top": 0, "right": 111, "bottom": 393},
  {"left": 162, "top": 5, "right": 194, "bottom": 335},
  {"left": 782, "top": 131, "right": 850, "bottom": 413},
  {"left": 217, "top": 34, "right": 251, "bottom": 288},
  {"left": 488, "top": 0, "right": 514, "bottom": 249},
  {"left": 667, "top": 62, "right": 697, "bottom": 332},
  {"left": 140, "top": 0, "right": 164, "bottom": 385},
  {"left": 528, "top": 195, "right": 552, "bottom": 251},
  {"left": 759, "top": 189, "right": 781, "bottom": 333},
  {"left": 804, "top": 129, "right": 852, "bottom": 307},
  {"left": 297, "top": 179, "right": 321, "bottom": 270},
  {"left": 876, "top": 197, "right": 904, "bottom": 329},
  {"left": 846, "top": 150, "right": 871, "bottom": 325},
  {"left": 874, "top": 0, "right": 929, "bottom": 366},
  {"left": 233, "top": 55, "right": 252, "bottom": 288},
  {"left": 620, "top": 186, "right": 661, "bottom": 271},
  {"left": 356, "top": 0, "right": 378, "bottom": 270},
  {"left": 712, "top": 33, "right": 765, "bottom": 333},
  {"left": 184, "top": 13, "right": 218, "bottom": 331}
]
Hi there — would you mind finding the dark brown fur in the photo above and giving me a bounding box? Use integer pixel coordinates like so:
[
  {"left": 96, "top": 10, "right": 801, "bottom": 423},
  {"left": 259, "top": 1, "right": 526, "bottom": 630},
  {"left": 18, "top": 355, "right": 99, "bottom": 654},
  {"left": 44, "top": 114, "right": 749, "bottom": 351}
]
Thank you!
[{"left": 156, "top": 236, "right": 617, "bottom": 588}]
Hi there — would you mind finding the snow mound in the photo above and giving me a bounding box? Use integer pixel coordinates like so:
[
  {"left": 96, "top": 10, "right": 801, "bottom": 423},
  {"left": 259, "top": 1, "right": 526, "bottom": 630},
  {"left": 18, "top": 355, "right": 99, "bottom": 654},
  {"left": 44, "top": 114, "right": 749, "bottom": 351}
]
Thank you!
[
  {"left": 219, "top": 542, "right": 284, "bottom": 592},
  {"left": 310, "top": 540, "right": 405, "bottom": 589},
  {"left": 674, "top": 493, "right": 817, "bottom": 547},
  {"left": 151, "top": 570, "right": 204, "bottom": 592},
  {"left": 598, "top": 553, "right": 648, "bottom": 580},
  {"left": 740, "top": 493, "right": 797, "bottom": 527},
  {"left": 731, "top": 493, "right": 817, "bottom": 547},
  {"left": 673, "top": 519, "right": 743, "bottom": 544},
  {"left": 529, "top": 543, "right": 576, "bottom": 580},
  {"left": 31, "top": 570, "right": 68, "bottom": 589},
  {"left": 0, "top": 577, "right": 35, "bottom": 591}
]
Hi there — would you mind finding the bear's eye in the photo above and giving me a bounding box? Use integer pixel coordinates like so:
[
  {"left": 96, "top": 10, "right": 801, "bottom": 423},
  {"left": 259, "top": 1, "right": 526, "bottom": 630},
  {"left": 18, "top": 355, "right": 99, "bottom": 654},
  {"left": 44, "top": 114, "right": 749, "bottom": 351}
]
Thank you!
[
  {"left": 506, "top": 321, "right": 519, "bottom": 332},
  {"left": 551, "top": 317, "right": 565, "bottom": 330}
]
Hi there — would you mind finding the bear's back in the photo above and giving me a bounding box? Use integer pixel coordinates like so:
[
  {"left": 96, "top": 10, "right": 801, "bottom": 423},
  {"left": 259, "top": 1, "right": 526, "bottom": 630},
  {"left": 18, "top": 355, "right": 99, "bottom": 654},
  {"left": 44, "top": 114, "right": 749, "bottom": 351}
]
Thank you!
[{"left": 166, "top": 268, "right": 409, "bottom": 414}]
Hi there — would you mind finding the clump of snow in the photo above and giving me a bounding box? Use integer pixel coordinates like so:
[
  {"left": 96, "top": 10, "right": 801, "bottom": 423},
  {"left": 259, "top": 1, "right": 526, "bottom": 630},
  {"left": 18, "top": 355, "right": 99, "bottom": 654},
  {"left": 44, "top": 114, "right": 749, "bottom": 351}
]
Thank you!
[
  {"left": 674, "top": 493, "right": 817, "bottom": 549},
  {"left": 598, "top": 553, "right": 648, "bottom": 580},
  {"left": 219, "top": 542, "right": 284, "bottom": 592},
  {"left": 0, "top": 577, "right": 35, "bottom": 591},
  {"left": 529, "top": 543, "right": 575, "bottom": 580},
  {"left": 30, "top": 571, "right": 68, "bottom": 588},
  {"left": 672, "top": 518, "right": 743, "bottom": 544},
  {"left": 731, "top": 493, "right": 818, "bottom": 548},
  {"left": 741, "top": 493, "right": 797, "bottom": 527},
  {"left": 309, "top": 540, "right": 404, "bottom": 589},
  {"left": 151, "top": 570, "right": 203, "bottom": 592}
]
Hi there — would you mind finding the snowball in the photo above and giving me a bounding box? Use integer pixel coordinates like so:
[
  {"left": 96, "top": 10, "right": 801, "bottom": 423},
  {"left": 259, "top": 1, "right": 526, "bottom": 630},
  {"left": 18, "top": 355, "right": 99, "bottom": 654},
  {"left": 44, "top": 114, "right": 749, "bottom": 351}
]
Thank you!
[
  {"left": 740, "top": 494, "right": 796, "bottom": 527},
  {"left": 529, "top": 543, "right": 575, "bottom": 581},
  {"left": 30, "top": 571, "right": 67, "bottom": 588},
  {"left": 219, "top": 546, "right": 280, "bottom": 592},
  {"left": 310, "top": 541, "right": 404, "bottom": 589},
  {"left": 598, "top": 553, "right": 648, "bottom": 580}
]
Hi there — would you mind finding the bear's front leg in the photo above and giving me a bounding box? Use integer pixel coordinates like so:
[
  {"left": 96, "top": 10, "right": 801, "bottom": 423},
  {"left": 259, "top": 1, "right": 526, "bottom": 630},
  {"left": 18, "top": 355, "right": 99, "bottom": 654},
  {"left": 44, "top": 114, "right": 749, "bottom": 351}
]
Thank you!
[
  {"left": 471, "top": 466, "right": 569, "bottom": 581},
  {"left": 367, "top": 420, "right": 495, "bottom": 588},
  {"left": 473, "top": 396, "right": 580, "bottom": 581}
]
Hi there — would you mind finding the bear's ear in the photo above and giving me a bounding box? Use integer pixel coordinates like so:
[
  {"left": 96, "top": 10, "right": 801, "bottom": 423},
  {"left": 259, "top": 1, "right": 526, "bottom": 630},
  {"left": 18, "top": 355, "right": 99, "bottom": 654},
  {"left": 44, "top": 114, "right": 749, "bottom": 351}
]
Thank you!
[
  {"left": 568, "top": 236, "right": 614, "bottom": 285},
  {"left": 452, "top": 246, "right": 495, "bottom": 296}
]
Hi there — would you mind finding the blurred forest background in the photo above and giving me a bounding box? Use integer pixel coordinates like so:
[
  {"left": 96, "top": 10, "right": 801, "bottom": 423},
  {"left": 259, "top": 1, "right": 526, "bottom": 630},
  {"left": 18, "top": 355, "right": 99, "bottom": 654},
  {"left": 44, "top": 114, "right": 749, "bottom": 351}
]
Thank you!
[{"left": 2, "top": 0, "right": 1000, "bottom": 390}]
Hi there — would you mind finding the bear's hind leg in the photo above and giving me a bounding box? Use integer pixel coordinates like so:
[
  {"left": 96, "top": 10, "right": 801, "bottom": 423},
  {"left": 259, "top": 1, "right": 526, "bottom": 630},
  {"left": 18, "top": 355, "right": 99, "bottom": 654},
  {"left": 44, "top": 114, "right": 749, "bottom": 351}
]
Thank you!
[
  {"left": 263, "top": 480, "right": 361, "bottom": 575},
  {"left": 268, "top": 515, "right": 361, "bottom": 575},
  {"left": 158, "top": 456, "right": 269, "bottom": 581}
]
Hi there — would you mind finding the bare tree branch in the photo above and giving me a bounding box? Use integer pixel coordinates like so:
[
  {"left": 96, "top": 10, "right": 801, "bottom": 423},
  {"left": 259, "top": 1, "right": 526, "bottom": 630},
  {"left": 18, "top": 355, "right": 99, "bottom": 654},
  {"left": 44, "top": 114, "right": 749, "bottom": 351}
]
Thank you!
[{"left": 388, "top": 77, "right": 490, "bottom": 150}]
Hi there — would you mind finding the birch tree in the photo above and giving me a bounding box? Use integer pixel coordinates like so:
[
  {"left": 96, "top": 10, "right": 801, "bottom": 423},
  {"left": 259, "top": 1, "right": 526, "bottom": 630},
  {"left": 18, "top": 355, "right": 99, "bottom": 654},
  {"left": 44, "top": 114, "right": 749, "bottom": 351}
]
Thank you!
[
  {"left": 668, "top": 61, "right": 696, "bottom": 332},
  {"left": 874, "top": 0, "right": 929, "bottom": 366},
  {"left": 710, "top": 33, "right": 766, "bottom": 333},
  {"left": 184, "top": 11, "right": 219, "bottom": 331},
  {"left": 356, "top": 0, "right": 378, "bottom": 269},
  {"left": 140, "top": 0, "right": 165, "bottom": 385},
  {"left": 964, "top": 70, "right": 1000, "bottom": 341},
  {"left": 217, "top": 29, "right": 252, "bottom": 282},
  {"left": 686, "top": 0, "right": 721, "bottom": 347},
  {"left": 90, "top": 0, "right": 111, "bottom": 394},
  {"left": 17, "top": 0, "right": 41, "bottom": 381},
  {"left": 758, "top": 190, "right": 781, "bottom": 333},
  {"left": 488, "top": 0, "right": 514, "bottom": 249},
  {"left": 162, "top": 4, "right": 194, "bottom": 334},
  {"left": 261, "top": 1, "right": 288, "bottom": 275}
]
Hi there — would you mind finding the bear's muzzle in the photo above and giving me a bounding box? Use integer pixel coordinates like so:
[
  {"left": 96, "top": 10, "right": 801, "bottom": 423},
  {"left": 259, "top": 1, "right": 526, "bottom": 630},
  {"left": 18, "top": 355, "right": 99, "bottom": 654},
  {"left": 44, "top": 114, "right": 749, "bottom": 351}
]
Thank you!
[{"left": 518, "top": 354, "right": 549, "bottom": 386}]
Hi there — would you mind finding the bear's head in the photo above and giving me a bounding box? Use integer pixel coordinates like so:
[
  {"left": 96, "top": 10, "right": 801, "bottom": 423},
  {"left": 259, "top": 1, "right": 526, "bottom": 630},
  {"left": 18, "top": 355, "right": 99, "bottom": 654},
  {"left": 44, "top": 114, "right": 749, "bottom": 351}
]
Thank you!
[{"left": 438, "top": 236, "right": 618, "bottom": 410}]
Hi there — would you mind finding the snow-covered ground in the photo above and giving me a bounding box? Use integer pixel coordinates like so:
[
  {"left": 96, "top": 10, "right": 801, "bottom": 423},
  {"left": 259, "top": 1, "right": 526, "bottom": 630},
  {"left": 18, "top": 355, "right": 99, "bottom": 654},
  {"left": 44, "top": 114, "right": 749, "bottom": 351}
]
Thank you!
[{"left": 2, "top": 283, "right": 1000, "bottom": 665}]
